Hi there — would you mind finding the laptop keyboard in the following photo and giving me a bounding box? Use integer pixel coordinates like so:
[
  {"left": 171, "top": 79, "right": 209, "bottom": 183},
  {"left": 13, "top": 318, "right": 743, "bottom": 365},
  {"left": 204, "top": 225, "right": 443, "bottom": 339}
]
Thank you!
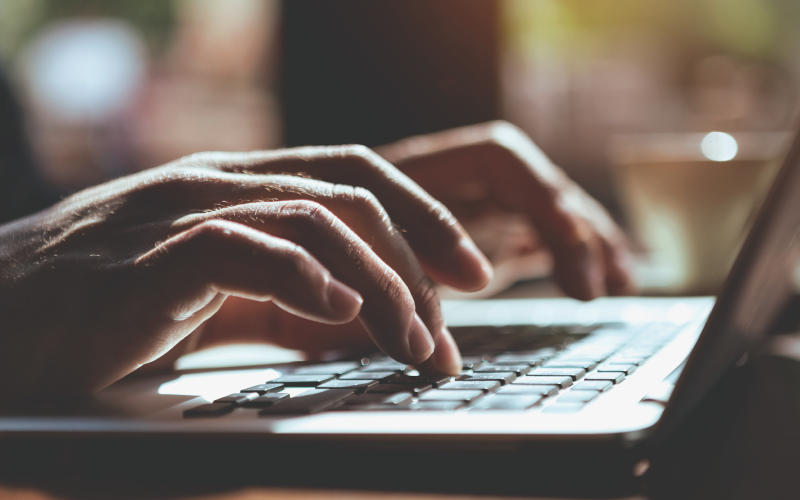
[{"left": 183, "top": 322, "right": 680, "bottom": 418}]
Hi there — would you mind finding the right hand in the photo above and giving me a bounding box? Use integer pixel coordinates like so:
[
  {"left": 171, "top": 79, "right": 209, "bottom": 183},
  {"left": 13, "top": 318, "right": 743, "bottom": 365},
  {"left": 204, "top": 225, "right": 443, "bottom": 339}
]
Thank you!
[{"left": 0, "top": 146, "right": 492, "bottom": 399}]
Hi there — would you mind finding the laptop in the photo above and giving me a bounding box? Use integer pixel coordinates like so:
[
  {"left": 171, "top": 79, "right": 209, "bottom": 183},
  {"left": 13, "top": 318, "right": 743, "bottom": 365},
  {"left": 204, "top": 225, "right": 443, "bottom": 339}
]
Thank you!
[{"left": 3, "top": 128, "right": 800, "bottom": 497}]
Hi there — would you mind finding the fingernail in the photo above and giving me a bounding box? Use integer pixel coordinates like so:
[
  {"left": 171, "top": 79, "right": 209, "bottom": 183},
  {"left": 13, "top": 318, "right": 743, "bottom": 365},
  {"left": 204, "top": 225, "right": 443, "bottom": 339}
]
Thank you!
[
  {"left": 408, "top": 313, "right": 435, "bottom": 361},
  {"left": 327, "top": 279, "right": 363, "bottom": 316},
  {"left": 454, "top": 238, "right": 494, "bottom": 288},
  {"left": 432, "top": 326, "right": 462, "bottom": 375}
]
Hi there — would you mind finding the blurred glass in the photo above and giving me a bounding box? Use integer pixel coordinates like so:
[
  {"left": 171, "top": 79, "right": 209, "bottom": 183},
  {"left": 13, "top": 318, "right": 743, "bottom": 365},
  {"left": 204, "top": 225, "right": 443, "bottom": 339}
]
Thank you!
[{"left": 610, "top": 131, "right": 792, "bottom": 294}]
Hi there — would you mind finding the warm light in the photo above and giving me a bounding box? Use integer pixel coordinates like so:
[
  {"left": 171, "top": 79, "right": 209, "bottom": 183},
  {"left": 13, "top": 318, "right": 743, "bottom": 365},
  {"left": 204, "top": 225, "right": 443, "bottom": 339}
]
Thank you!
[{"left": 701, "top": 132, "right": 738, "bottom": 162}]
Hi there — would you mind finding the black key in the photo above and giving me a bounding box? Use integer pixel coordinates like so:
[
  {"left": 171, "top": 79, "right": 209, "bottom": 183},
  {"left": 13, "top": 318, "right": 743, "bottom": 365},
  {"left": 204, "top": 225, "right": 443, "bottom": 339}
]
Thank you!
[
  {"left": 599, "top": 363, "right": 637, "bottom": 375},
  {"left": 439, "top": 381, "right": 501, "bottom": 393},
  {"left": 269, "top": 374, "right": 335, "bottom": 386},
  {"left": 469, "top": 395, "right": 542, "bottom": 410},
  {"left": 572, "top": 381, "right": 613, "bottom": 392},
  {"left": 366, "top": 383, "right": 432, "bottom": 395},
  {"left": 585, "top": 372, "right": 626, "bottom": 384},
  {"left": 388, "top": 375, "right": 451, "bottom": 387},
  {"left": 293, "top": 362, "right": 361, "bottom": 375},
  {"left": 242, "top": 393, "right": 290, "bottom": 408},
  {"left": 542, "top": 402, "right": 586, "bottom": 413},
  {"left": 339, "top": 371, "right": 398, "bottom": 381},
  {"left": 514, "top": 375, "right": 573, "bottom": 389},
  {"left": 407, "top": 401, "right": 463, "bottom": 411},
  {"left": 184, "top": 403, "right": 235, "bottom": 418},
  {"left": 214, "top": 393, "right": 259, "bottom": 405},
  {"left": 418, "top": 389, "right": 483, "bottom": 403},
  {"left": 317, "top": 379, "right": 379, "bottom": 391},
  {"left": 497, "top": 384, "right": 559, "bottom": 397},
  {"left": 457, "top": 372, "right": 516, "bottom": 385},
  {"left": 344, "top": 392, "right": 413, "bottom": 406},
  {"left": 543, "top": 360, "right": 598, "bottom": 370},
  {"left": 241, "top": 383, "right": 285, "bottom": 395},
  {"left": 528, "top": 367, "right": 585, "bottom": 380},
  {"left": 258, "top": 389, "right": 355, "bottom": 415},
  {"left": 557, "top": 390, "right": 599, "bottom": 403},
  {"left": 474, "top": 364, "right": 531, "bottom": 375}
]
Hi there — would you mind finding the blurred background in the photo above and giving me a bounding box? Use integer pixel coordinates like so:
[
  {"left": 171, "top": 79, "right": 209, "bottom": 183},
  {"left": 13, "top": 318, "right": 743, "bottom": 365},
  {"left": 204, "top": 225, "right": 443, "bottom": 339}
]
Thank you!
[{"left": 2, "top": 0, "right": 799, "bottom": 295}]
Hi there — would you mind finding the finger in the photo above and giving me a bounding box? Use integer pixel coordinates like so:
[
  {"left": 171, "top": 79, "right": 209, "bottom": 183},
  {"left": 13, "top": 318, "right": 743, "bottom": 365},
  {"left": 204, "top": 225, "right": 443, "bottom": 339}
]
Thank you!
[
  {"left": 136, "top": 220, "right": 364, "bottom": 328},
  {"left": 173, "top": 175, "right": 462, "bottom": 373},
  {"left": 174, "top": 201, "right": 443, "bottom": 366},
  {"left": 376, "top": 122, "right": 627, "bottom": 300},
  {"left": 182, "top": 148, "right": 493, "bottom": 292}
]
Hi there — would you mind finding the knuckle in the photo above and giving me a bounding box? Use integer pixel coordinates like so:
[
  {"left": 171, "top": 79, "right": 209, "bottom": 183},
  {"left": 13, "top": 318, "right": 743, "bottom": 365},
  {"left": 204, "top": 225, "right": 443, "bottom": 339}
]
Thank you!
[
  {"left": 338, "top": 144, "right": 386, "bottom": 171},
  {"left": 412, "top": 276, "right": 440, "bottom": 311},
  {"left": 279, "top": 200, "right": 339, "bottom": 235},
  {"left": 278, "top": 243, "right": 314, "bottom": 276},
  {"left": 485, "top": 120, "right": 526, "bottom": 146},
  {"left": 340, "top": 144, "right": 376, "bottom": 161}
]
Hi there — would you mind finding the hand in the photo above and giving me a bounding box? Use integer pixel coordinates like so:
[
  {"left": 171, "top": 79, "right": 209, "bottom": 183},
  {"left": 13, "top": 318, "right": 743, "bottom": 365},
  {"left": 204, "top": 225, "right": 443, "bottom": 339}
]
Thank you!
[
  {"left": 376, "top": 121, "right": 636, "bottom": 300},
  {"left": 0, "top": 146, "right": 492, "bottom": 399}
]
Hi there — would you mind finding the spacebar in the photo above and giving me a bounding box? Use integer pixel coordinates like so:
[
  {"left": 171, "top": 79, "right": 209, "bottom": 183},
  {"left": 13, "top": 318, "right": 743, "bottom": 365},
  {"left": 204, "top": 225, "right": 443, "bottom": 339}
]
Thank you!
[{"left": 259, "top": 389, "right": 355, "bottom": 415}]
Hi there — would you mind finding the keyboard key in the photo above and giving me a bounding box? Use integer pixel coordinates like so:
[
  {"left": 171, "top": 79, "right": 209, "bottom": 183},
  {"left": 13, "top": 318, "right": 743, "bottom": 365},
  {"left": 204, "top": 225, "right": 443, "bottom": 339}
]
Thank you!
[
  {"left": 461, "top": 358, "right": 484, "bottom": 370},
  {"left": 458, "top": 371, "right": 516, "bottom": 384},
  {"left": 607, "top": 356, "right": 646, "bottom": 365},
  {"left": 242, "top": 393, "right": 290, "bottom": 408},
  {"left": 358, "top": 365, "right": 408, "bottom": 373},
  {"left": 407, "top": 401, "right": 463, "bottom": 411},
  {"left": 585, "top": 372, "right": 626, "bottom": 384},
  {"left": 599, "top": 363, "right": 637, "bottom": 375},
  {"left": 269, "top": 374, "right": 335, "bottom": 386},
  {"left": 258, "top": 389, "right": 355, "bottom": 415},
  {"left": 542, "top": 402, "right": 586, "bottom": 413},
  {"left": 528, "top": 368, "right": 585, "bottom": 380},
  {"left": 418, "top": 389, "right": 484, "bottom": 403},
  {"left": 333, "top": 404, "right": 409, "bottom": 411},
  {"left": 492, "top": 354, "right": 546, "bottom": 365},
  {"left": 439, "top": 381, "right": 501, "bottom": 393},
  {"left": 497, "top": 384, "right": 559, "bottom": 397},
  {"left": 474, "top": 364, "right": 531, "bottom": 376},
  {"left": 317, "top": 379, "right": 379, "bottom": 391},
  {"left": 240, "top": 383, "right": 285, "bottom": 395},
  {"left": 469, "top": 395, "right": 542, "bottom": 410},
  {"left": 514, "top": 375, "right": 573, "bottom": 388},
  {"left": 339, "top": 371, "right": 398, "bottom": 381},
  {"left": 214, "top": 393, "right": 259, "bottom": 405},
  {"left": 572, "top": 381, "right": 613, "bottom": 392},
  {"left": 543, "top": 360, "right": 598, "bottom": 370},
  {"left": 388, "top": 375, "right": 451, "bottom": 387},
  {"left": 184, "top": 403, "right": 235, "bottom": 418},
  {"left": 366, "top": 383, "right": 432, "bottom": 395},
  {"left": 344, "top": 392, "right": 413, "bottom": 406},
  {"left": 293, "top": 362, "right": 362, "bottom": 375},
  {"left": 557, "top": 390, "right": 599, "bottom": 403}
]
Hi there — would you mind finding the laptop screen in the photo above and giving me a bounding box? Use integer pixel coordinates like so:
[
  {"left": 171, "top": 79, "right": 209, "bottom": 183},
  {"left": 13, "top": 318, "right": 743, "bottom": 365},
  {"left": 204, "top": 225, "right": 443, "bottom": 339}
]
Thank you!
[{"left": 658, "top": 128, "right": 800, "bottom": 437}]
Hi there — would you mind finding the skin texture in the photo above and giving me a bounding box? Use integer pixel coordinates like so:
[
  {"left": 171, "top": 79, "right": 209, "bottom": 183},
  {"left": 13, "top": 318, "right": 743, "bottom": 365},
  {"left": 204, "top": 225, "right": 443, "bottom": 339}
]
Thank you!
[{"left": 0, "top": 122, "right": 634, "bottom": 401}]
